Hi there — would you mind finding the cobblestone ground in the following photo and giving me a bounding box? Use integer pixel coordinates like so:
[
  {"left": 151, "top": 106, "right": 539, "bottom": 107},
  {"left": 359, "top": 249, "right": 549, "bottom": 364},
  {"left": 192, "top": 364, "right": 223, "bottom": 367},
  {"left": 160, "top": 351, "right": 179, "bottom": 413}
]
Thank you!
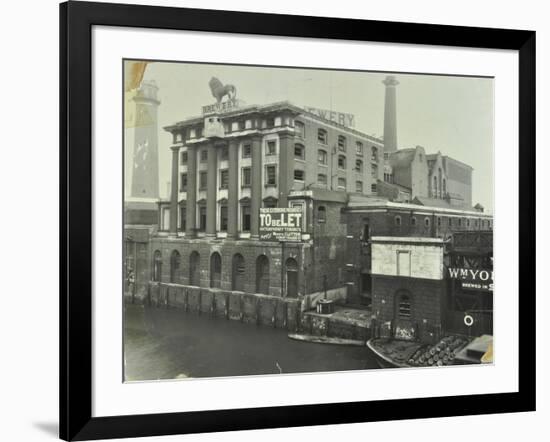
[{"left": 124, "top": 304, "right": 378, "bottom": 381}]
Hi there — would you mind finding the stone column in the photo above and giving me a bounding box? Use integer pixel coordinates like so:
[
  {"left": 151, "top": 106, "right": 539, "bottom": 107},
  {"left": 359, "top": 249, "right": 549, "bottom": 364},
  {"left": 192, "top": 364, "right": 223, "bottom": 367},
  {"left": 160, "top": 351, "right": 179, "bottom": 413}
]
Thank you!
[
  {"left": 250, "top": 136, "right": 262, "bottom": 239},
  {"left": 185, "top": 145, "right": 197, "bottom": 238},
  {"left": 206, "top": 143, "right": 218, "bottom": 237},
  {"left": 277, "top": 132, "right": 294, "bottom": 208},
  {"left": 227, "top": 139, "right": 239, "bottom": 239},
  {"left": 169, "top": 145, "right": 180, "bottom": 237}
]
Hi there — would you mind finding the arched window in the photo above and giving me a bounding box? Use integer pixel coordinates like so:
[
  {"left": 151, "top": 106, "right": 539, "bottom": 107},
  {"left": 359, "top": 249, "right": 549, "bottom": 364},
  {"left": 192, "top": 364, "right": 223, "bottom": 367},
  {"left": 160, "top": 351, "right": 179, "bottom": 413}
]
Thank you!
[
  {"left": 443, "top": 178, "right": 447, "bottom": 195},
  {"left": 256, "top": 255, "right": 270, "bottom": 294},
  {"left": 371, "top": 164, "right": 378, "bottom": 179},
  {"left": 285, "top": 258, "right": 299, "bottom": 298},
  {"left": 338, "top": 135, "right": 346, "bottom": 152},
  {"left": 152, "top": 250, "right": 162, "bottom": 282},
  {"left": 170, "top": 250, "right": 181, "bottom": 283},
  {"left": 189, "top": 251, "right": 200, "bottom": 286},
  {"left": 395, "top": 215, "right": 402, "bottom": 227},
  {"left": 411, "top": 217, "right": 417, "bottom": 226},
  {"left": 362, "top": 221, "right": 370, "bottom": 242},
  {"left": 424, "top": 217, "right": 430, "bottom": 227},
  {"left": 433, "top": 176, "right": 438, "bottom": 195},
  {"left": 355, "top": 159, "right": 363, "bottom": 173},
  {"left": 396, "top": 290, "right": 412, "bottom": 319},
  {"left": 232, "top": 254, "right": 246, "bottom": 291},
  {"left": 210, "top": 252, "right": 222, "bottom": 288},
  {"left": 294, "top": 143, "right": 305, "bottom": 160},
  {"left": 318, "top": 128, "right": 328, "bottom": 145},
  {"left": 371, "top": 146, "right": 378, "bottom": 162},
  {"left": 338, "top": 155, "right": 346, "bottom": 169},
  {"left": 317, "top": 206, "right": 326, "bottom": 223}
]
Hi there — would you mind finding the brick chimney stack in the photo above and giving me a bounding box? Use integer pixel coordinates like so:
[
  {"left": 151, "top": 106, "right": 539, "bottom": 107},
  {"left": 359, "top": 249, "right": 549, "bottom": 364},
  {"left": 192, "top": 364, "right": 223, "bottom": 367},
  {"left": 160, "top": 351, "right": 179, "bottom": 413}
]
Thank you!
[{"left": 382, "top": 75, "right": 399, "bottom": 152}]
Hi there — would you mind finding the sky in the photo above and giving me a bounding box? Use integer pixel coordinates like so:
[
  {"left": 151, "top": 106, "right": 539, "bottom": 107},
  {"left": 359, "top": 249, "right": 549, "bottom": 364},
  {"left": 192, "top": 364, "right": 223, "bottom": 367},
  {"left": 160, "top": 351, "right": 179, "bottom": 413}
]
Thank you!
[{"left": 125, "top": 60, "right": 494, "bottom": 212}]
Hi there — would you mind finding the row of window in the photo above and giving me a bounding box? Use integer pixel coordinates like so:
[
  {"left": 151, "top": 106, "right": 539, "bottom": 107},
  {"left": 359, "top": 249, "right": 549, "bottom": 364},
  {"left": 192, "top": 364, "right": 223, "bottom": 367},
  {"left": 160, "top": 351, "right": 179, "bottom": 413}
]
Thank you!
[
  {"left": 179, "top": 203, "right": 253, "bottom": 233},
  {"left": 312, "top": 127, "right": 379, "bottom": 160},
  {"left": 180, "top": 169, "right": 378, "bottom": 193},
  {"left": 181, "top": 144, "right": 379, "bottom": 180},
  {"left": 393, "top": 215, "right": 493, "bottom": 228},
  {"left": 153, "top": 250, "right": 274, "bottom": 294},
  {"left": 180, "top": 165, "right": 278, "bottom": 192},
  {"left": 174, "top": 116, "right": 295, "bottom": 144}
]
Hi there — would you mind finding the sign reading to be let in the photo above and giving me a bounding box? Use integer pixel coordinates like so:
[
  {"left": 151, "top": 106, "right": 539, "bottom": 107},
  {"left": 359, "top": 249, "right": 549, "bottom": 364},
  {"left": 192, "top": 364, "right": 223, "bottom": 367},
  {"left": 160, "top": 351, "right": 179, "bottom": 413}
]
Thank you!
[{"left": 259, "top": 207, "right": 303, "bottom": 242}]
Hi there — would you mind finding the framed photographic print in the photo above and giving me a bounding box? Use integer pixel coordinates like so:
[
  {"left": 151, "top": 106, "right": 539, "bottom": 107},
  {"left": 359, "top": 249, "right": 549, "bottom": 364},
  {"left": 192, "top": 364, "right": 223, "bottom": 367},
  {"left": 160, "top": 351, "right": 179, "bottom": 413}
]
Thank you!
[{"left": 60, "top": 1, "right": 536, "bottom": 440}]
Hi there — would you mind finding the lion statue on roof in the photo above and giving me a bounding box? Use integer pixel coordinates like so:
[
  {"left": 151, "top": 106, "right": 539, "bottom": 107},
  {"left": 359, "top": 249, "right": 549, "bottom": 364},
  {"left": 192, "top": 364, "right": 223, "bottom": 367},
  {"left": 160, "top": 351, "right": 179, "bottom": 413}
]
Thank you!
[{"left": 209, "top": 77, "right": 237, "bottom": 104}]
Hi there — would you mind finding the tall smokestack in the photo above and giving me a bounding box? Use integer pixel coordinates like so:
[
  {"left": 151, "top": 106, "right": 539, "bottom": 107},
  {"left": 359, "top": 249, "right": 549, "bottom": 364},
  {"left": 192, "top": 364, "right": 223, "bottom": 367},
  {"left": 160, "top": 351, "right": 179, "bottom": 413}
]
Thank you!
[{"left": 382, "top": 75, "right": 399, "bottom": 152}]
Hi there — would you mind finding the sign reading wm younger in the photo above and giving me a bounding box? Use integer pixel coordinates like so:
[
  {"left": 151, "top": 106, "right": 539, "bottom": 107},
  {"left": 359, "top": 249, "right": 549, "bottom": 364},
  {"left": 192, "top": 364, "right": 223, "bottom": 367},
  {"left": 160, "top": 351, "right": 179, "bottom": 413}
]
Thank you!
[
  {"left": 447, "top": 267, "right": 494, "bottom": 292},
  {"left": 259, "top": 208, "right": 303, "bottom": 242}
]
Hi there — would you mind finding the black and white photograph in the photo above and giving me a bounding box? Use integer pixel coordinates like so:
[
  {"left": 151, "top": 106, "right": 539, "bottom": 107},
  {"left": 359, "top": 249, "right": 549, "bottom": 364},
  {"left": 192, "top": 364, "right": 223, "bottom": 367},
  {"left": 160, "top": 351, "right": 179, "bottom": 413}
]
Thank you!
[{"left": 123, "top": 60, "right": 494, "bottom": 381}]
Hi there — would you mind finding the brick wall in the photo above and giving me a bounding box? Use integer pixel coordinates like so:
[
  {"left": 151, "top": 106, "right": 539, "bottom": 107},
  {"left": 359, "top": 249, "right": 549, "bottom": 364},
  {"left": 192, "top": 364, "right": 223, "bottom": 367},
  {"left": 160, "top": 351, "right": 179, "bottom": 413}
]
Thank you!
[{"left": 372, "top": 275, "right": 445, "bottom": 343}]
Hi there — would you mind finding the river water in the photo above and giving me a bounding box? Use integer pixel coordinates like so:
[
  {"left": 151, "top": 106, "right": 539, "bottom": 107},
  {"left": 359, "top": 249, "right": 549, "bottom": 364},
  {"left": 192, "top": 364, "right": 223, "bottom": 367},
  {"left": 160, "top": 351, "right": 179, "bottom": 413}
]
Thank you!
[{"left": 124, "top": 304, "right": 379, "bottom": 381}]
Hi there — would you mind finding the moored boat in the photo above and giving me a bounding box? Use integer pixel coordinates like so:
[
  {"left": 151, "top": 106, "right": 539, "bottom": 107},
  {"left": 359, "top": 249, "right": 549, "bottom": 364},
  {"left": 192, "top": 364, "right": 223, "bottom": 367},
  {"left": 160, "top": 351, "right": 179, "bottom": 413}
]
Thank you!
[
  {"left": 367, "top": 335, "right": 471, "bottom": 369},
  {"left": 288, "top": 333, "right": 366, "bottom": 346}
]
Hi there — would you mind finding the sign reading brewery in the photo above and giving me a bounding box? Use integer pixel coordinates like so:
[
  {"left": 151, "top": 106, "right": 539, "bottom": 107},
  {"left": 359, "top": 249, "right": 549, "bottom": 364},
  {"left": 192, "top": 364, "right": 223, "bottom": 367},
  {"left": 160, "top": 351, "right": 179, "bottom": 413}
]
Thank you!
[
  {"left": 447, "top": 267, "right": 494, "bottom": 292},
  {"left": 303, "top": 106, "right": 355, "bottom": 128},
  {"left": 259, "top": 208, "right": 303, "bottom": 242},
  {"left": 202, "top": 98, "right": 242, "bottom": 115}
]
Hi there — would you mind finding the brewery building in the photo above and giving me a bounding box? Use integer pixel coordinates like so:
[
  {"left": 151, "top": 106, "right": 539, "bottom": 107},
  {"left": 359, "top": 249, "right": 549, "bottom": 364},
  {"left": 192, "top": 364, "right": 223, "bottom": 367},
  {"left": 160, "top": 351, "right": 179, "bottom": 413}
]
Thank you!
[{"left": 124, "top": 75, "right": 493, "bottom": 342}]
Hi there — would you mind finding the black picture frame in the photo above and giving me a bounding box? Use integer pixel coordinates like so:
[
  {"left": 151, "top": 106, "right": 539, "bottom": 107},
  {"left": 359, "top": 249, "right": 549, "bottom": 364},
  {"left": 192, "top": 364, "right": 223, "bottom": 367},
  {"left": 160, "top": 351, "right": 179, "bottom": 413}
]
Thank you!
[{"left": 60, "top": 1, "right": 536, "bottom": 440}]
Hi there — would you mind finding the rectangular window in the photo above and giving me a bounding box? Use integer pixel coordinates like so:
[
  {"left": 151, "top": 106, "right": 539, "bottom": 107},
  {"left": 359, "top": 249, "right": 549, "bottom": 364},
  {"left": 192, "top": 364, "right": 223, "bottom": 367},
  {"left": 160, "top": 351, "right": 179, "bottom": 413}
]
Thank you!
[
  {"left": 318, "top": 173, "right": 327, "bottom": 185},
  {"left": 180, "top": 151, "right": 188, "bottom": 165},
  {"left": 241, "top": 167, "right": 251, "bottom": 187},
  {"left": 200, "top": 149, "right": 208, "bottom": 162},
  {"left": 355, "top": 181, "right": 363, "bottom": 193},
  {"left": 295, "top": 121, "right": 305, "bottom": 138},
  {"left": 221, "top": 146, "right": 229, "bottom": 160},
  {"left": 318, "top": 129, "right": 327, "bottom": 144},
  {"left": 220, "top": 169, "right": 229, "bottom": 189},
  {"left": 241, "top": 205, "right": 251, "bottom": 232},
  {"left": 266, "top": 140, "right": 277, "bottom": 156},
  {"left": 294, "top": 144, "right": 305, "bottom": 160},
  {"left": 242, "top": 143, "right": 251, "bottom": 158},
  {"left": 355, "top": 159, "right": 363, "bottom": 173},
  {"left": 338, "top": 155, "right": 346, "bottom": 169},
  {"left": 180, "top": 173, "right": 187, "bottom": 192},
  {"left": 294, "top": 169, "right": 305, "bottom": 181},
  {"left": 199, "top": 171, "right": 207, "bottom": 190},
  {"left": 266, "top": 165, "right": 277, "bottom": 186},
  {"left": 338, "top": 136, "right": 346, "bottom": 152},
  {"left": 199, "top": 206, "right": 207, "bottom": 231},
  {"left": 220, "top": 206, "right": 228, "bottom": 231},
  {"left": 318, "top": 150, "right": 328, "bottom": 165},
  {"left": 356, "top": 142, "right": 363, "bottom": 155},
  {"left": 337, "top": 177, "right": 346, "bottom": 190},
  {"left": 371, "top": 183, "right": 377, "bottom": 193},
  {"left": 179, "top": 207, "right": 186, "bottom": 231}
]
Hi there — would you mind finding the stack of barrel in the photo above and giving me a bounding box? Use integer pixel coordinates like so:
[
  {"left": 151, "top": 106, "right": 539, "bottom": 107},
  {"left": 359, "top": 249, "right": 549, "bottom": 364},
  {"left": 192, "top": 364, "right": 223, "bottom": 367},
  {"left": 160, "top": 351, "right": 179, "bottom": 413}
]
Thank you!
[{"left": 407, "top": 336, "right": 469, "bottom": 367}]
